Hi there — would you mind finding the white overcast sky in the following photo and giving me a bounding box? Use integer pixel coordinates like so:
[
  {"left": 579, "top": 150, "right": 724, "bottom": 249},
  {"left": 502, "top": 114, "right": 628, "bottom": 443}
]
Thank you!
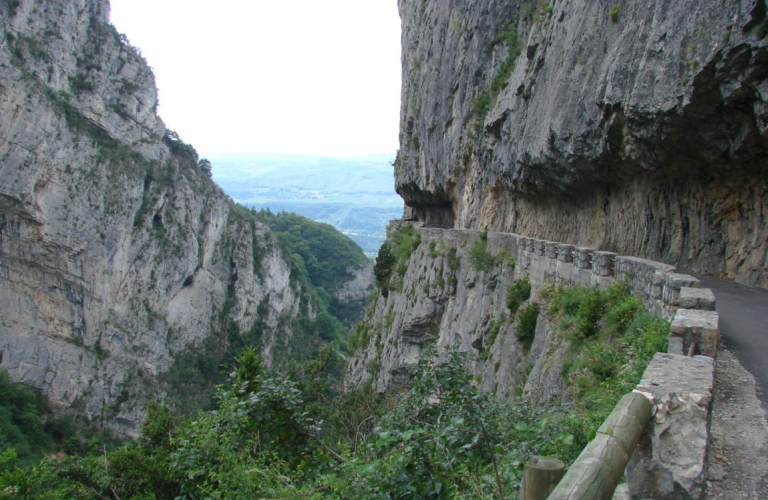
[{"left": 109, "top": 0, "right": 402, "bottom": 157}]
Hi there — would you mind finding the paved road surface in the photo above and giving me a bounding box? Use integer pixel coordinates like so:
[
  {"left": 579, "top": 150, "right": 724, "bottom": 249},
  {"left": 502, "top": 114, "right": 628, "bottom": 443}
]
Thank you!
[{"left": 696, "top": 275, "right": 768, "bottom": 407}]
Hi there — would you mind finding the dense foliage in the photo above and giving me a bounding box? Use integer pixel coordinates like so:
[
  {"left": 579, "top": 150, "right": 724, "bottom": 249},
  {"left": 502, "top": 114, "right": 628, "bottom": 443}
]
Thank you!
[
  {"left": 1, "top": 282, "right": 669, "bottom": 499},
  {"left": 505, "top": 277, "right": 531, "bottom": 314},
  {"left": 544, "top": 282, "right": 670, "bottom": 428},
  {"left": 257, "top": 209, "right": 370, "bottom": 326},
  {"left": 373, "top": 224, "right": 421, "bottom": 296},
  {"left": 0, "top": 372, "right": 119, "bottom": 469},
  {"left": 0, "top": 347, "right": 588, "bottom": 500},
  {"left": 257, "top": 210, "right": 368, "bottom": 292}
]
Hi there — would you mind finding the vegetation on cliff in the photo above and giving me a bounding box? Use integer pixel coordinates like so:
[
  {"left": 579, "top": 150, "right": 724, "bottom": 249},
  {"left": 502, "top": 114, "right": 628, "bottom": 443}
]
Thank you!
[{"left": 1, "top": 281, "right": 669, "bottom": 499}]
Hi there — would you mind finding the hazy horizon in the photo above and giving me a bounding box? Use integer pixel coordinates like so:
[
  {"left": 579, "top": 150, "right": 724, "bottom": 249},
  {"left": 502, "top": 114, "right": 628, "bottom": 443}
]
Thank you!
[{"left": 109, "top": 1, "right": 402, "bottom": 158}]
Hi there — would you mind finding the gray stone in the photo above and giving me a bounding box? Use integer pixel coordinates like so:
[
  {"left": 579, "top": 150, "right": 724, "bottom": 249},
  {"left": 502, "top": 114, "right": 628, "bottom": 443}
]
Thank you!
[
  {"left": 557, "top": 244, "right": 574, "bottom": 263},
  {"left": 668, "top": 336, "right": 685, "bottom": 356},
  {"left": 574, "top": 247, "right": 594, "bottom": 270},
  {"left": 593, "top": 251, "right": 617, "bottom": 277},
  {"left": 545, "top": 241, "right": 557, "bottom": 259},
  {"left": 395, "top": 0, "right": 768, "bottom": 288},
  {"left": 629, "top": 353, "right": 715, "bottom": 500},
  {"left": 671, "top": 309, "right": 720, "bottom": 357},
  {"left": 676, "top": 287, "right": 716, "bottom": 311}
]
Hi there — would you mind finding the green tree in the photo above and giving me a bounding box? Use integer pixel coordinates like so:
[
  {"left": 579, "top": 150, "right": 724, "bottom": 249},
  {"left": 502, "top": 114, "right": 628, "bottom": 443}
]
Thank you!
[
  {"left": 197, "top": 158, "right": 212, "bottom": 177},
  {"left": 373, "top": 241, "right": 395, "bottom": 292}
]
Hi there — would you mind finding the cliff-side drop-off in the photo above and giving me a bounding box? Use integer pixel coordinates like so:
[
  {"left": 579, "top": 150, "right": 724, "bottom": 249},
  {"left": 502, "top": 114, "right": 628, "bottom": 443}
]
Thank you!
[
  {"left": 0, "top": 0, "right": 368, "bottom": 434},
  {"left": 396, "top": 0, "right": 767, "bottom": 287}
]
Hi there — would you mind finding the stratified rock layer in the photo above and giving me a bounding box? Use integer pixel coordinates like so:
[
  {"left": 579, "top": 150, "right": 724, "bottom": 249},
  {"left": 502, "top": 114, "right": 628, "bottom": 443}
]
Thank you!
[{"left": 396, "top": 0, "right": 768, "bottom": 287}]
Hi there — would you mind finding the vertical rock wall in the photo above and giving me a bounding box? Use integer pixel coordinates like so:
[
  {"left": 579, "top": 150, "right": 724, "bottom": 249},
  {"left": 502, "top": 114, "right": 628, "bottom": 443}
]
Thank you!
[{"left": 396, "top": 0, "right": 768, "bottom": 287}]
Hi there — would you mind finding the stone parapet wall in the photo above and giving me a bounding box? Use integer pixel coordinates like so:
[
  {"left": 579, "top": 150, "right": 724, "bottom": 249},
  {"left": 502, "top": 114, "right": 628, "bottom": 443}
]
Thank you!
[{"left": 407, "top": 224, "right": 720, "bottom": 357}]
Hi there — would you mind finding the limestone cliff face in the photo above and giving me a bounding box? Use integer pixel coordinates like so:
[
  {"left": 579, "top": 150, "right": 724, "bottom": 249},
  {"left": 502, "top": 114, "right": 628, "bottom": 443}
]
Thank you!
[
  {"left": 0, "top": 0, "right": 361, "bottom": 434},
  {"left": 397, "top": 0, "right": 768, "bottom": 287},
  {"left": 348, "top": 224, "right": 584, "bottom": 402}
]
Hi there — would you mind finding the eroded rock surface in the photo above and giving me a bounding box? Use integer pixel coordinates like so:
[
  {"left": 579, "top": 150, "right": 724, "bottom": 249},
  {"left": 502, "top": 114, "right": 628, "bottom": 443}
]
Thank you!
[
  {"left": 0, "top": 0, "right": 365, "bottom": 434},
  {"left": 396, "top": 0, "right": 768, "bottom": 287}
]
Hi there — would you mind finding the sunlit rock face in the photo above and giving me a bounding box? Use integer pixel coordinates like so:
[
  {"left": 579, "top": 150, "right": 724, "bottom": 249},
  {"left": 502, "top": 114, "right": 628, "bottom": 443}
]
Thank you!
[
  {"left": 396, "top": 0, "right": 768, "bottom": 287},
  {"left": 0, "top": 0, "right": 364, "bottom": 434}
]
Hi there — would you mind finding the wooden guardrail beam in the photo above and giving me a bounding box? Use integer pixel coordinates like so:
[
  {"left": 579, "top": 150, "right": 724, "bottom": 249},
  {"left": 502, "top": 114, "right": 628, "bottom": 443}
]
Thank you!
[{"left": 546, "top": 392, "right": 653, "bottom": 500}]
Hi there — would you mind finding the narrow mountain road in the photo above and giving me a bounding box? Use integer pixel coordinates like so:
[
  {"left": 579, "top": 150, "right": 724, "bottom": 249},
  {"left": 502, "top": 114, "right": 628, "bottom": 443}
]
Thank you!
[
  {"left": 696, "top": 275, "right": 768, "bottom": 407},
  {"left": 690, "top": 275, "right": 768, "bottom": 498}
]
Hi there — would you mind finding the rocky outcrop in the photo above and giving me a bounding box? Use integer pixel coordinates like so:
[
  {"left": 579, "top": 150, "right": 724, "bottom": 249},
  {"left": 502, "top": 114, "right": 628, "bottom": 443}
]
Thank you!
[
  {"left": 348, "top": 223, "right": 576, "bottom": 400},
  {"left": 0, "top": 0, "right": 364, "bottom": 434},
  {"left": 396, "top": 0, "right": 768, "bottom": 287},
  {"left": 348, "top": 223, "right": 717, "bottom": 401}
]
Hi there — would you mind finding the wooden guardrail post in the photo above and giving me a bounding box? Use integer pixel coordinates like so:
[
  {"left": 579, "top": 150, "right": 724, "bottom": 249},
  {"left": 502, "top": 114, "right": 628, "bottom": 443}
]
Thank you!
[
  {"left": 546, "top": 392, "right": 653, "bottom": 500},
  {"left": 521, "top": 456, "right": 565, "bottom": 500}
]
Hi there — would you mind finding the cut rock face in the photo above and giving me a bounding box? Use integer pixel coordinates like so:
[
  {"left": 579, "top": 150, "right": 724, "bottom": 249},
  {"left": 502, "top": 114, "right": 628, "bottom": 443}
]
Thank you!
[{"left": 396, "top": 0, "right": 768, "bottom": 287}]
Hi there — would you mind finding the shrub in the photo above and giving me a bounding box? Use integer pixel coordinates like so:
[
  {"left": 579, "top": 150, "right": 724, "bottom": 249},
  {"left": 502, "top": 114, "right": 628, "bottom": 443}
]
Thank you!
[
  {"left": 391, "top": 224, "right": 421, "bottom": 267},
  {"left": 553, "top": 282, "right": 670, "bottom": 430},
  {"left": 506, "top": 277, "right": 532, "bottom": 313},
  {"left": 516, "top": 303, "right": 540, "bottom": 350},
  {"left": 609, "top": 4, "right": 620, "bottom": 23},
  {"left": 571, "top": 289, "right": 607, "bottom": 340},
  {"left": 472, "top": 92, "right": 491, "bottom": 117},
  {"left": 469, "top": 232, "right": 495, "bottom": 271},
  {"left": 373, "top": 242, "right": 395, "bottom": 292}
]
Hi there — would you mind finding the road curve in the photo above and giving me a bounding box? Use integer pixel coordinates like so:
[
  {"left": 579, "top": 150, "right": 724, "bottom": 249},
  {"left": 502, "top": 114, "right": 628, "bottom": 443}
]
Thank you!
[{"left": 695, "top": 275, "right": 768, "bottom": 408}]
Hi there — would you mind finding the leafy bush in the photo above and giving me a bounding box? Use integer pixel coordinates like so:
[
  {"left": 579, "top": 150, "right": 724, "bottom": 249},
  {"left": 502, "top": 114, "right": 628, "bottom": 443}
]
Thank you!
[
  {"left": 469, "top": 232, "right": 512, "bottom": 272},
  {"left": 0, "top": 371, "right": 52, "bottom": 466},
  {"left": 373, "top": 224, "right": 421, "bottom": 295},
  {"left": 3, "top": 347, "right": 592, "bottom": 500},
  {"left": 373, "top": 241, "right": 395, "bottom": 293},
  {"left": 515, "top": 303, "right": 540, "bottom": 350},
  {"left": 469, "top": 231, "right": 493, "bottom": 270},
  {"left": 572, "top": 288, "right": 607, "bottom": 340},
  {"left": 549, "top": 283, "right": 670, "bottom": 429},
  {"left": 391, "top": 224, "right": 421, "bottom": 268},
  {"left": 609, "top": 4, "right": 620, "bottom": 22},
  {"left": 506, "top": 277, "right": 532, "bottom": 313}
]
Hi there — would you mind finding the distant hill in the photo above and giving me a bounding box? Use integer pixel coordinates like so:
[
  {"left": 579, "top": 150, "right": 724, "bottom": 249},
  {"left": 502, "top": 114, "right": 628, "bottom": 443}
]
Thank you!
[{"left": 210, "top": 154, "right": 404, "bottom": 256}]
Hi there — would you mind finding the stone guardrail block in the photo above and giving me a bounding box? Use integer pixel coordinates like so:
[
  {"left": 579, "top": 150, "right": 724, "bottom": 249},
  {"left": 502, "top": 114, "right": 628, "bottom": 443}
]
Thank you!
[
  {"left": 557, "top": 244, "right": 574, "bottom": 263},
  {"left": 574, "top": 247, "right": 593, "bottom": 269},
  {"left": 675, "top": 287, "right": 715, "bottom": 311},
  {"left": 535, "top": 239, "right": 546, "bottom": 256},
  {"left": 546, "top": 241, "right": 558, "bottom": 259},
  {"left": 663, "top": 273, "right": 699, "bottom": 306},
  {"left": 671, "top": 309, "right": 719, "bottom": 357},
  {"left": 522, "top": 237, "right": 533, "bottom": 253},
  {"left": 592, "top": 251, "right": 617, "bottom": 277},
  {"left": 628, "top": 353, "right": 715, "bottom": 500}
]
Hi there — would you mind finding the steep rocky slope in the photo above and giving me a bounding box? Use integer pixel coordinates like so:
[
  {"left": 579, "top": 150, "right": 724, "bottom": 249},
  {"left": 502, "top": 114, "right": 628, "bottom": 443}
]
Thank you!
[
  {"left": 0, "top": 0, "right": 369, "bottom": 434},
  {"left": 396, "top": 0, "right": 768, "bottom": 287},
  {"left": 348, "top": 224, "right": 569, "bottom": 400}
]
